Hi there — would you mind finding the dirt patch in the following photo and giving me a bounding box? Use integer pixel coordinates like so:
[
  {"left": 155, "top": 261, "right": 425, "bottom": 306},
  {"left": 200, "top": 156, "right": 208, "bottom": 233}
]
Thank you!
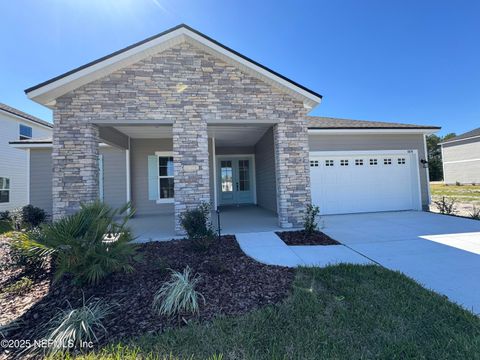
[
  {"left": 276, "top": 230, "right": 341, "bottom": 246},
  {"left": 0, "top": 235, "right": 294, "bottom": 355}
]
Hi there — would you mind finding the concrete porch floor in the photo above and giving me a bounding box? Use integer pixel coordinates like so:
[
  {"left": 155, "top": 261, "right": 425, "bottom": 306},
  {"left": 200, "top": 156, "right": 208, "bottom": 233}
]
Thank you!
[{"left": 129, "top": 205, "right": 281, "bottom": 242}]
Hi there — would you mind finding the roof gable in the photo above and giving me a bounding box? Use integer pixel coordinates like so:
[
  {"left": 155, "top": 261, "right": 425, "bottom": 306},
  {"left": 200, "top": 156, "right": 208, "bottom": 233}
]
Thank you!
[
  {"left": 0, "top": 103, "right": 52, "bottom": 128},
  {"left": 441, "top": 127, "right": 480, "bottom": 145},
  {"left": 25, "top": 24, "right": 322, "bottom": 109}
]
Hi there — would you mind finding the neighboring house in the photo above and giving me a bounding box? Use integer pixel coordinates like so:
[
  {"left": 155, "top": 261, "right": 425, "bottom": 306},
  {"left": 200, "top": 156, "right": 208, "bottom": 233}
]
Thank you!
[
  {"left": 0, "top": 103, "right": 52, "bottom": 212},
  {"left": 12, "top": 24, "right": 439, "bottom": 233},
  {"left": 440, "top": 128, "right": 480, "bottom": 185}
]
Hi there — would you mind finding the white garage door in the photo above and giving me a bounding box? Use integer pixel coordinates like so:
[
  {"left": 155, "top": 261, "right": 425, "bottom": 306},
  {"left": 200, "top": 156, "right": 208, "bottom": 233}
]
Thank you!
[{"left": 310, "top": 151, "right": 422, "bottom": 215}]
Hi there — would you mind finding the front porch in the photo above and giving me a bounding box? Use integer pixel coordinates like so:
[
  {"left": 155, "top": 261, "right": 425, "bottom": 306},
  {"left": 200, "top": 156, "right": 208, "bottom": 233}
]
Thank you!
[{"left": 129, "top": 205, "right": 280, "bottom": 242}]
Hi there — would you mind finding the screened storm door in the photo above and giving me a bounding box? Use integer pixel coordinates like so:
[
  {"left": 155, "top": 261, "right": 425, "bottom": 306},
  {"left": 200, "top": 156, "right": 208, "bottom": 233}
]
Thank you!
[{"left": 218, "top": 156, "right": 254, "bottom": 205}]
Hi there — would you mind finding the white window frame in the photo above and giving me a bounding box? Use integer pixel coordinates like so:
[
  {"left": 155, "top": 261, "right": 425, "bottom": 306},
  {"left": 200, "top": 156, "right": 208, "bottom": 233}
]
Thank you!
[
  {"left": 0, "top": 177, "right": 10, "bottom": 204},
  {"left": 155, "top": 151, "right": 174, "bottom": 204},
  {"left": 19, "top": 124, "right": 32, "bottom": 140}
]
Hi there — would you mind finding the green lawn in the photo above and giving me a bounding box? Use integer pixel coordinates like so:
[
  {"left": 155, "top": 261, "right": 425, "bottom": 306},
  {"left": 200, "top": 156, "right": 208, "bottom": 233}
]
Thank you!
[
  {"left": 0, "top": 220, "right": 12, "bottom": 234},
  {"left": 60, "top": 265, "right": 480, "bottom": 360},
  {"left": 431, "top": 183, "right": 480, "bottom": 204}
]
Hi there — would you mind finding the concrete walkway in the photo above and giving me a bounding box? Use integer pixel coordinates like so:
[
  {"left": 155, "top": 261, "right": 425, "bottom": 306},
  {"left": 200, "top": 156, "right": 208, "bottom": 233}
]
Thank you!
[{"left": 235, "top": 231, "right": 371, "bottom": 267}]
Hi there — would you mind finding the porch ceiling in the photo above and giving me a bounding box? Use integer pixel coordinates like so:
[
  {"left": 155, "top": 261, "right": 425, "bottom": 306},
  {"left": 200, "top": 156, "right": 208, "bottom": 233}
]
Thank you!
[{"left": 113, "top": 124, "right": 271, "bottom": 146}]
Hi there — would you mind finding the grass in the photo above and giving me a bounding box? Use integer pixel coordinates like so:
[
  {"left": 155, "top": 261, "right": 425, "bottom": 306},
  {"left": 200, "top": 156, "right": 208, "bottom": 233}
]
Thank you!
[
  {"left": 431, "top": 183, "right": 480, "bottom": 204},
  {"left": 55, "top": 265, "right": 480, "bottom": 359},
  {"left": 0, "top": 220, "right": 12, "bottom": 234}
]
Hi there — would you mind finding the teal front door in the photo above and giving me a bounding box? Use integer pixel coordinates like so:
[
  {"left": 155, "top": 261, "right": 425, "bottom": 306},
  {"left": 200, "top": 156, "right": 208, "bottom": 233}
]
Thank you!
[{"left": 218, "top": 157, "right": 254, "bottom": 205}]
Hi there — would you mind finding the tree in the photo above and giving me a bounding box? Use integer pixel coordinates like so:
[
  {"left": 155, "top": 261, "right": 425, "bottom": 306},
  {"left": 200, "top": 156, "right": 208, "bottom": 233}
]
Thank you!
[{"left": 426, "top": 133, "right": 456, "bottom": 181}]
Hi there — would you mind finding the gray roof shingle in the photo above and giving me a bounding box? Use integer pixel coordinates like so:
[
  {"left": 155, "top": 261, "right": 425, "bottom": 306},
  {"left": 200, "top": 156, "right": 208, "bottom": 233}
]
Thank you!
[
  {"left": 307, "top": 116, "right": 440, "bottom": 130},
  {"left": 441, "top": 127, "right": 480, "bottom": 144},
  {"left": 0, "top": 103, "right": 53, "bottom": 128}
]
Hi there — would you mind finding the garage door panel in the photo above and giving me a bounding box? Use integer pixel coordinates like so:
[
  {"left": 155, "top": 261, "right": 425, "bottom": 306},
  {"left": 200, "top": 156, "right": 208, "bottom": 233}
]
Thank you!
[{"left": 310, "top": 152, "right": 420, "bottom": 215}]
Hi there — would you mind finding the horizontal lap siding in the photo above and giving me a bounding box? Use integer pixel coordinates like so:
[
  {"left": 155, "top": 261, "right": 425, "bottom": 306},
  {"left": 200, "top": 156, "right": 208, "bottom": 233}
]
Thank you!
[
  {"left": 308, "top": 133, "right": 430, "bottom": 208},
  {"left": 442, "top": 138, "right": 480, "bottom": 163},
  {"left": 254, "top": 128, "right": 277, "bottom": 212},
  {"left": 130, "top": 139, "right": 173, "bottom": 215},
  {"left": 442, "top": 139, "right": 480, "bottom": 184},
  {"left": 30, "top": 149, "right": 53, "bottom": 214},
  {"left": 101, "top": 147, "right": 127, "bottom": 209}
]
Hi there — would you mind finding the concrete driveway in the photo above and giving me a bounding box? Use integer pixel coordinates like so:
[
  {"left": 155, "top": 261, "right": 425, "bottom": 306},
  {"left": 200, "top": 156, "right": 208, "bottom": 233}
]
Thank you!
[{"left": 321, "top": 211, "right": 480, "bottom": 314}]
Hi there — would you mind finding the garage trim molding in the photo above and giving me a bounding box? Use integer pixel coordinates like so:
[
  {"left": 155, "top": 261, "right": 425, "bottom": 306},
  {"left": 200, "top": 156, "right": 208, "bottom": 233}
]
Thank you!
[{"left": 309, "top": 149, "right": 423, "bottom": 212}]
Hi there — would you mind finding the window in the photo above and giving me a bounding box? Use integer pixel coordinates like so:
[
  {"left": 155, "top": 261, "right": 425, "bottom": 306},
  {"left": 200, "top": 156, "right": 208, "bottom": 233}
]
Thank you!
[
  {"left": 158, "top": 156, "right": 174, "bottom": 200},
  {"left": 19, "top": 124, "right": 32, "bottom": 140},
  {"left": 355, "top": 159, "right": 364, "bottom": 166},
  {"left": 325, "top": 160, "right": 334, "bottom": 167},
  {"left": 398, "top": 158, "right": 406, "bottom": 165},
  {"left": 340, "top": 159, "right": 349, "bottom": 166},
  {"left": 310, "top": 160, "right": 319, "bottom": 167},
  {"left": 238, "top": 160, "right": 250, "bottom": 191},
  {"left": 220, "top": 160, "right": 233, "bottom": 192},
  {"left": 0, "top": 177, "right": 9, "bottom": 203},
  {"left": 369, "top": 159, "right": 378, "bottom": 165},
  {"left": 384, "top": 158, "right": 392, "bottom": 165}
]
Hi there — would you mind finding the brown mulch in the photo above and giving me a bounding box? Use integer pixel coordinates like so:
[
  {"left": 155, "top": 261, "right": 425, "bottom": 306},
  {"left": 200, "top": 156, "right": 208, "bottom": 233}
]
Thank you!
[
  {"left": 276, "top": 230, "right": 341, "bottom": 246},
  {"left": 0, "top": 235, "right": 294, "bottom": 354}
]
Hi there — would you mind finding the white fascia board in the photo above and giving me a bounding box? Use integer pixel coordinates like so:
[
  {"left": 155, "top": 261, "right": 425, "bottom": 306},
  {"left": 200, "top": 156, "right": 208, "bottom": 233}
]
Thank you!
[
  {"left": 309, "top": 149, "right": 416, "bottom": 157},
  {"left": 440, "top": 134, "right": 480, "bottom": 146},
  {"left": 308, "top": 129, "right": 439, "bottom": 135},
  {"left": 10, "top": 142, "right": 110, "bottom": 149},
  {"left": 27, "top": 27, "right": 321, "bottom": 109}
]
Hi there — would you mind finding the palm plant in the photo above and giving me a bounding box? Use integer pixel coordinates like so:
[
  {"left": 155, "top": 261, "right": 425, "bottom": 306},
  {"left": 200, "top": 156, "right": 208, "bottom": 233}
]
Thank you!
[
  {"left": 44, "top": 295, "right": 113, "bottom": 354},
  {"left": 35, "top": 201, "right": 137, "bottom": 285},
  {"left": 152, "top": 266, "right": 205, "bottom": 317}
]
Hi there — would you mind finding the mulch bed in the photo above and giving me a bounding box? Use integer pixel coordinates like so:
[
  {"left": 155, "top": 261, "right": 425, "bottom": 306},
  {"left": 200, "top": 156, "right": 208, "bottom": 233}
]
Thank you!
[
  {"left": 276, "top": 230, "right": 341, "bottom": 246},
  {"left": 0, "top": 235, "right": 294, "bottom": 356}
]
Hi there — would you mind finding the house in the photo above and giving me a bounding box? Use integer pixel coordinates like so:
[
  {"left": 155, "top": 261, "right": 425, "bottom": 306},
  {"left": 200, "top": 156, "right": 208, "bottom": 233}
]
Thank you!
[
  {"left": 440, "top": 128, "right": 480, "bottom": 185},
  {"left": 0, "top": 103, "right": 52, "bottom": 212},
  {"left": 12, "top": 24, "right": 439, "bottom": 234}
]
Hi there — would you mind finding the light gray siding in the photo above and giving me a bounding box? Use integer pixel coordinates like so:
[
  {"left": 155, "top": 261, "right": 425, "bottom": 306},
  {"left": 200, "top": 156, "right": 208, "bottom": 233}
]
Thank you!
[
  {"left": 30, "top": 149, "right": 53, "bottom": 214},
  {"left": 130, "top": 139, "right": 173, "bottom": 215},
  {"left": 101, "top": 147, "right": 127, "bottom": 209},
  {"left": 442, "top": 138, "right": 480, "bottom": 184},
  {"left": 30, "top": 146, "right": 127, "bottom": 215},
  {"left": 308, "top": 133, "right": 430, "bottom": 208},
  {"left": 254, "top": 128, "right": 277, "bottom": 212},
  {"left": 216, "top": 146, "right": 255, "bottom": 155}
]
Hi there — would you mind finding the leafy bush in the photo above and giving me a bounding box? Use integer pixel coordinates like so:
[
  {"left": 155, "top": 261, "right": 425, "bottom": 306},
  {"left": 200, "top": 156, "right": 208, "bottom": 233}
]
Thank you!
[
  {"left": 36, "top": 201, "right": 137, "bottom": 286},
  {"left": 44, "top": 296, "right": 113, "bottom": 354},
  {"left": 152, "top": 266, "right": 205, "bottom": 317},
  {"left": 1, "top": 231, "right": 47, "bottom": 275},
  {"left": 180, "top": 203, "right": 216, "bottom": 251},
  {"left": 0, "top": 220, "right": 12, "bottom": 235},
  {"left": 1, "top": 276, "right": 33, "bottom": 296},
  {"left": 21, "top": 205, "right": 47, "bottom": 228},
  {"left": 433, "top": 197, "right": 457, "bottom": 215},
  {"left": 469, "top": 206, "right": 480, "bottom": 220},
  {"left": 9, "top": 207, "right": 23, "bottom": 230},
  {"left": 0, "top": 210, "right": 10, "bottom": 221},
  {"left": 304, "top": 204, "right": 320, "bottom": 235}
]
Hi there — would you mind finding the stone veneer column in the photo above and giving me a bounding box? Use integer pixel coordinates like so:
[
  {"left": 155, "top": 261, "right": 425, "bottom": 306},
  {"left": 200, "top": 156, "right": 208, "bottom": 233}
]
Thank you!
[
  {"left": 172, "top": 112, "right": 210, "bottom": 234},
  {"left": 273, "top": 120, "right": 311, "bottom": 228},
  {"left": 52, "top": 110, "right": 100, "bottom": 220}
]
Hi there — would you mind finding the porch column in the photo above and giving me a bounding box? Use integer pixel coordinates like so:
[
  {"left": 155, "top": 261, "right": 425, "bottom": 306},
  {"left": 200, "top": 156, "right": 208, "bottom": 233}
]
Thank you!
[
  {"left": 273, "top": 120, "right": 311, "bottom": 228},
  {"left": 52, "top": 110, "right": 99, "bottom": 220},
  {"left": 173, "top": 113, "right": 210, "bottom": 234}
]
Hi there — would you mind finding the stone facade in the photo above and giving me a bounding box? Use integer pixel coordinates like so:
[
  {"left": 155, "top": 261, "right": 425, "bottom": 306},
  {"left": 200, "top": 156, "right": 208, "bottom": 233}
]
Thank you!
[
  {"left": 51, "top": 107, "right": 99, "bottom": 220},
  {"left": 52, "top": 40, "right": 310, "bottom": 229}
]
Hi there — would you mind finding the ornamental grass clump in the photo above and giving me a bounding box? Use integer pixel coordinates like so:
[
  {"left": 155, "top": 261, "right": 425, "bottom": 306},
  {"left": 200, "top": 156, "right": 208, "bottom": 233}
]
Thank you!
[
  {"left": 152, "top": 266, "right": 205, "bottom": 317},
  {"left": 44, "top": 296, "right": 113, "bottom": 355}
]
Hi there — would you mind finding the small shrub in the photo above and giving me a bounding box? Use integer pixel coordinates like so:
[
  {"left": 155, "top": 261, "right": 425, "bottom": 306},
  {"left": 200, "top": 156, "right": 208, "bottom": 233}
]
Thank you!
[
  {"left": 0, "top": 220, "right": 12, "bottom": 234},
  {"left": 0, "top": 210, "right": 10, "bottom": 221},
  {"left": 44, "top": 296, "right": 113, "bottom": 354},
  {"left": 180, "top": 203, "right": 217, "bottom": 251},
  {"left": 433, "top": 196, "right": 457, "bottom": 215},
  {"left": 37, "top": 201, "right": 137, "bottom": 286},
  {"left": 304, "top": 204, "right": 320, "bottom": 235},
  {"left": 9, "top": 207, "right": 23, "bottom": 231},
  {"left": 455, "top": 181, "right": 462, "bottom": 186},
  {"left": 2, "top": 231, "right": 47, "bottom": 275},
  {"left": 152, "top": 266, "right": 205, "bottom": 317},
  {"left": 469, "top": 206, "right": 480, "bottom": 220},
  {"left": 22, "top": 205, "right": 47, "bottom": 228},
  {"left": 1, "top": 276, "right": 33, "bottom": 296}
]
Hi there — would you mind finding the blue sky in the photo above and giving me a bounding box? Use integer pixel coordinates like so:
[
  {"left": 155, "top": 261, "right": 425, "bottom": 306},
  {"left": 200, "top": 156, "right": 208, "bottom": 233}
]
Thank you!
[{"left": 1, "top": 0, "right": 479, "bottom": 135}]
